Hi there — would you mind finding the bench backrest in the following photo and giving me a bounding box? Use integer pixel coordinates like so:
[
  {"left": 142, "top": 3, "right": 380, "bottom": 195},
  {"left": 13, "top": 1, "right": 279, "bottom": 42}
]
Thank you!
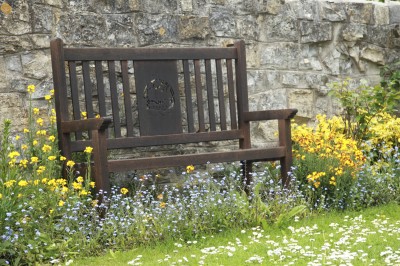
[{"left": 50, "top": 39, "right": 252, "bottom": 155}]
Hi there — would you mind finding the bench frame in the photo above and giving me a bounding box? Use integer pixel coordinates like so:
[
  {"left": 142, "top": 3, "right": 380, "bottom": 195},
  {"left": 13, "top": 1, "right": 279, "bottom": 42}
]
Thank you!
[{"left": 50, "top": 38, "right": 297, "bottom": 193}]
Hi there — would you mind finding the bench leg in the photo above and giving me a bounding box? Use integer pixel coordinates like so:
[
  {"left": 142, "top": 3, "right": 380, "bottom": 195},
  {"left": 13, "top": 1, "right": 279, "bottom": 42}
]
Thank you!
[
  {"left": 91, "top": 129, "right": 111, "bottom": 197},
  {"left": 241, "top": 160, "right": 253, "bottom": 195},
  {"left": 279, "top": 119, "right": 294, "bottom": 188}
]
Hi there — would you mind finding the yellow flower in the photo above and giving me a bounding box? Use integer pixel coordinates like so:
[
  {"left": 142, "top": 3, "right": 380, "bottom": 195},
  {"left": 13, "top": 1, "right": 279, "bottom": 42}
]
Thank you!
[
  {"left": 186, "top": 165, "right": 195, "bottom": 173},
  {"left": 120, "top": 187, "right": 129, "bottom": 195},
  {"left": 37, "top": 165, "right": 46, "bottom": 174},
  {"left": 61, "top": 186, "right": 69, "bottom": 193},
  {"left": 79, "top": 189, "right": 89, "bottom": 196},
  {"left": 36, "top": 118, "right": 44, "bottom": 127},
  {"left": 48, "top": 155, "right": 56, "bottom": 161},
  {"left": 81, "top": 111, "right": 87, "bottom": 119},
  {"left": 91, "top": 200, "right": 99, "bottom": 207},
  {"left": 42, "top": 144, "right": 52, "bottom": 153},
  {"left": 31, "top": 157, "right": 39, "bottom": 164},
  {"left": 44, "top": 95, "right": 52, "bottom": 101},
  {"left": 95, "top": 114, "right": 101, "bottom": 118},
  {"left": 21, "top": 144, "right": 28, "bottom": 150},
  {"left": 34, "top": 180, "right": 39, "bottom": 185},
  {"left": 72, "top": 182, "right": 82, "bottom": 190},
  {"left": 84, "top": 146, "right": 93, "bottom": 154},
  {"left": 50, "top": 89, "right": 55, "bottom": 95},
  {"left": 33, "top": 140, "right": 38, "bottom": 146},
  {"left": 66, "top": 160, "right": 75, "bottom": 168},
  {"left": 4, "top": 180, "right": 16, "bottom": 188},
  {"left": 58, "top": 200, "right": 65, "bottom": 207},
  {"left": 27, "top": 84, "right": 35, "bottom": 93},
  {"left": 90, "top": 182, "right": 95, "bottom": 188},
  {"left": 8, "top": 151, "right": 20, "bottom": 159},
  {"left": 36, "top": 130, "right": 47, "bottom": 136},
  {"left": 18, "top": 180, "right": 28, "bottom": 187},
  {"left": 76, "top": 176, "right": 84, "bottom": 183},
  {"left": 33, "top": 108, "right": 40, "bottom": 115},
  {"left": 49, "top": 209, "right": 54, "bottom": 214},
  {"left": 20, "top": 159, "right": 28, "bottom": 168},
  {"left": 60, "top": 156, "right": 67, "bottom": 161},
  {"left": 15, "top": 135, "right": 20, "bottom": 141},
  {"left": 0, "top": 193, "right": 2, "bottom": 200},
  {"left": 48, "top": 135, "right": 56, "bottom": 142},
  {"left": 18, "top": 193, "right": 22, "bottom": 198},
  {"left": 157, "top": 194, "right": 163, "bottom": 200},
  {"left": 23, "top": 128, "right": 30, "bottom": 133},
  {"left": 159, "top": 202, "right": 166, "bottom": 208}
]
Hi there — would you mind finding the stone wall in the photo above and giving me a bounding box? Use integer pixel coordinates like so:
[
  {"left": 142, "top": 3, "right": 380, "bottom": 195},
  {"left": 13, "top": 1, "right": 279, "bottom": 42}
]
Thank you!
[{"left": 1, "top": 0, "right": 400, "bottom": 144}]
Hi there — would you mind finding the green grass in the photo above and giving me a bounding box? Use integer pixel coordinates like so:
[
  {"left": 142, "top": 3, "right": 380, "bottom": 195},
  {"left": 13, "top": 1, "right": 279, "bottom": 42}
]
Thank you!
[{"left": 72, "top": 203, "right": 400, "bottom": 265}]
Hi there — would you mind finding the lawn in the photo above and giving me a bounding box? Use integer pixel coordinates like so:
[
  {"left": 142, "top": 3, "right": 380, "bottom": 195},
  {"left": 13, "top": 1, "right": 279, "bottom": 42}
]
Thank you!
[{"left": 72, "top": 203, "right": 400, "bottom": 266}]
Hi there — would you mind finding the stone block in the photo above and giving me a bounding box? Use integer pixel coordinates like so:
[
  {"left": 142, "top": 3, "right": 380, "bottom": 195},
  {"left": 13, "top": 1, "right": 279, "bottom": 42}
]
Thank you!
[
  {"left": 247, "top": 70, "right": 281, "bottom": 95},
  {"left": 288, "top": 89, "right": 314, "bottom": 118},
  {"left": 321, "top": 47, "right": 341, "bottom": 75},
  {"left": 389, "top": 4, "right": 400, "bottom": 24},
  {"left": 33, "top": 4, "right": 53, "bottom": 32},
  {"left": 105, "top": 14, "right": 138, "bottom": 46},
  {"left": 140, "top": 0, "right": 178, "bottom": 14},
  {"left": 21, "top": 51, "right": 52, "bottom": 80},
  {"left": 300, "top": 21, "right": 332, "bottom": 43},
  {"left": 320, "top": 1, "right": 346, "bottom": 22},
  {"left": 209, "top": 8, "right": 236, "bottom": 37},
  {"left": 30, "top": 34, "right": 52, "bottom": 49},
  {"left": 259, "top": 43, "right": 300, "bottom": 70},
  {"left": 374, "top": 4, "right": 390, "bottom": 25},
  {"left": 367, "top": 25, "right": 392, "bottom": 48},
  {"left": 136, "top": 13, "right": 179, "bottom": 46},
  {"left": 57, "top": 13, "right": 108, "bottom": 46},
  {"left": 0, "top": 57, "right": 10, "bottom": 92},
  {"left": 360, "top": 44, "right": 386, "bottom": 65},
  {"left": 299, "top": 44, "right": 323, "bottom": 71},
  {"left": 257, "top": 0, "right": 285, "bottom": 15},
  {"left": 248, "top": 89, "right": 287, "bottom": 111},
  {"left": 259, "top": 14, "right": 298, "bottom": 42},
  {"left": 179, "top": 16, "right": 210, "bottom": 40},
  {"left": 5, "top": 55, "right": 22, "bottom": 73},
  {"left": 341, "top": 24, "right": 367, "bottom": 42},
  {"left": 0, "top": 93, "right": 28, "bottom": 129},
  {"left": 282, "top": 72, "right": 300, "bottom": 87},
  {"left": 346, "top": 2, "right": 374, "bottom": 24},
  {"left": 0, "top": 36, "right": 33, "bottom": 54},
  {"left": 237, "top": 15, "right": 258, "bottom": 40},
  {"left": 181, "top": 0, "right": 193, "bottom": 12},
  {"left": 43, "top": 0, "right": 63, "bottom": 8}
]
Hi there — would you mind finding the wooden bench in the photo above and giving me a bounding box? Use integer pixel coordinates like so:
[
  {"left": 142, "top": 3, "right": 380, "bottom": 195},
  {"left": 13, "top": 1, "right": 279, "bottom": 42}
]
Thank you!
[{"left": 50, "top": 38, "right": 297, "bottom": 194}]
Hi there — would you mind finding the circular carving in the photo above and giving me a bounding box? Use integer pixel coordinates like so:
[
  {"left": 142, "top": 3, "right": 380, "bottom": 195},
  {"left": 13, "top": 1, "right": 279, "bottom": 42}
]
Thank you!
[{"left": 143, "top": 78, "right": 175, "bottom": 111}]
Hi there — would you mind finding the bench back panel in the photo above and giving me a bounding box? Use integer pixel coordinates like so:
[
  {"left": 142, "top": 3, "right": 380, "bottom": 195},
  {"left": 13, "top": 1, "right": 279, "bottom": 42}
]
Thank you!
[{"left": 51, "top": 40, "right": 250, "bottom": 151}]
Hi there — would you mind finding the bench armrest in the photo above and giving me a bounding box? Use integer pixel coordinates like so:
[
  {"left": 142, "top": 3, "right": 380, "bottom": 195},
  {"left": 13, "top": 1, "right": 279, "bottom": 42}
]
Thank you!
[
  {"left": 60, "top": 117, "right": 113, "bottom": 133},
  {"left": 243, "top": 109, "right": 297, "bottom": 122}
]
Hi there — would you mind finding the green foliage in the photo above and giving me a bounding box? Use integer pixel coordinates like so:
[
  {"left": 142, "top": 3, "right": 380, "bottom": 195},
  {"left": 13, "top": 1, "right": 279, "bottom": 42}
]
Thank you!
[{"left": 328, "top": 78, "right": 400, "bottom": 143}]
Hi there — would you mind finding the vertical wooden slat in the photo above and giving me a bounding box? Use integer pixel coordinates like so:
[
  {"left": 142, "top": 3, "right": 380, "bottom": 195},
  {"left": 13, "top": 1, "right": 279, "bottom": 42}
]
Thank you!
[
  {"left": 216, "top": 59, "right": 227, "bottom": 130},
  {"left": 121, "top": 60, "right": 134, "bottom": 137},
  {"left": 183, "top": 60, "right": 195, "bottom": 133},
  {"left": 68, "top": 61, "right": 82, "bottom": 140},
  {"left": 50, "top": 38, "right": 72, "bottom": 159},
  {"left": 226, "top": 59, "right": 237, "bottom": 130},
  {"left": 95, "top": 61, "right": 107, "bottom": 118},
  {"left": 194, "top": 59, "right": 205, "bottom": 132},
  {"left": 82, "top": 61, "right": 94, "bottom": 118},
  {"left": 108, "top": 60, "right": 121, "bottom": 138},
  {"left": 205, "top": 59, "right": 216, "bottom": 131}
]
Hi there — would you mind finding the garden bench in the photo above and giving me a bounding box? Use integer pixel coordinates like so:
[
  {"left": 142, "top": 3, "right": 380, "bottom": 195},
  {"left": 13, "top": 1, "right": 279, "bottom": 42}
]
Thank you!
[{"left": 50, "top": 38, "right": 297, "bottom": 194}]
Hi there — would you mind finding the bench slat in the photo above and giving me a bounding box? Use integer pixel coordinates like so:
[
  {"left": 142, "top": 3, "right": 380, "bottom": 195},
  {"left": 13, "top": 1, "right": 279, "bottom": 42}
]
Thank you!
[
  {"left": 183, "top": 60, "right": 195, "bottom": 133},
  {"left": 226, "top": 59, "right": 237, "bottom": 129},
  {"left": 121, "top": 60, "right": 134, "bottom": 137},
  {"left": 108, "top": 147, "right": 286, "bottom": 172},
  {"left": 108, "top": 60, "right": 122, "bottom": 138},
  {"left": 64, "top": 47, "right": 238, "bottom": 61},
  {"left": 68, "top": 130, "right": 243, "bottom": 151},
  {"left": 216, "top": 59, "right": 227, "bottom": 130},
  {"left": 194, "top": 59, "right": 206, "bottom": 132},
  {"left": 205, "top": 59, "right": 216, "bottom": 131},
  {"left": 68, "top": 61, "right": 83, "bottom": 140}
]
